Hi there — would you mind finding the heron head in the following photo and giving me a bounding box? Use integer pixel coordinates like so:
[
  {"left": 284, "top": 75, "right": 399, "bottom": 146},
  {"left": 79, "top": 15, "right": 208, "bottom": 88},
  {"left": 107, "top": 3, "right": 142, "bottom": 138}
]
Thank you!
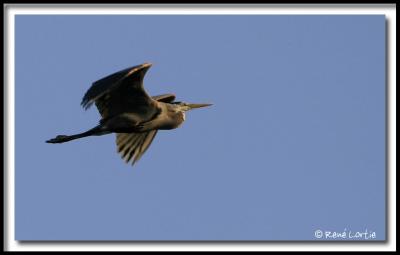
[{"left": 173, "top": 102, "right": 212, "bottom": 112}]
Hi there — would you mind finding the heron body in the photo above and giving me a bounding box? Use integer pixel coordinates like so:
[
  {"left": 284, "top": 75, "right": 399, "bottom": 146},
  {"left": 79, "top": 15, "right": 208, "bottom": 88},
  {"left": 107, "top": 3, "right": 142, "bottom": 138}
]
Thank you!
[
  {"left": 46, "top": 63, "right": 211, "bottom": 165},
  {"left": 100, "top": 102, "right": 186, "bottom": 133}
]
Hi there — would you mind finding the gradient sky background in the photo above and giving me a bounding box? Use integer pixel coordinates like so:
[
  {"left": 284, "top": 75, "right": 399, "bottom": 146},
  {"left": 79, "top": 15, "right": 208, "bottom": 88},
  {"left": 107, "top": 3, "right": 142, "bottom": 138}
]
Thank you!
[{"left": 15, "top": 15, "right": 386, "bottom": 241}]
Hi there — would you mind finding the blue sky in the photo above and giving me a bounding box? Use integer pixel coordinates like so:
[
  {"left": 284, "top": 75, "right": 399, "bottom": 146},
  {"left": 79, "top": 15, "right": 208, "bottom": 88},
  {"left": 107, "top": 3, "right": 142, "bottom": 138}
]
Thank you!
[{"left": 15, "top": 15, "right": 386, "bottom": 241}]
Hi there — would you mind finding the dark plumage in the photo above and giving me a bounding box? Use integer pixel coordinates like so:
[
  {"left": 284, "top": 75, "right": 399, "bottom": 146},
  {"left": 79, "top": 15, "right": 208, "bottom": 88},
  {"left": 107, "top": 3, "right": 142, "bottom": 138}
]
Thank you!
[{"left": 46, "top": 63, "right": 212, "bottom": 165}]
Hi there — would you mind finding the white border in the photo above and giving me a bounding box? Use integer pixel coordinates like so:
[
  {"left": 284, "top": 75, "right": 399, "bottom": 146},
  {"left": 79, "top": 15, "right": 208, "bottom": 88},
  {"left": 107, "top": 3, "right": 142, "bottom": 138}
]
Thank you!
[{"left": 4, "top": 4, "right": 396, "bottom": 252}]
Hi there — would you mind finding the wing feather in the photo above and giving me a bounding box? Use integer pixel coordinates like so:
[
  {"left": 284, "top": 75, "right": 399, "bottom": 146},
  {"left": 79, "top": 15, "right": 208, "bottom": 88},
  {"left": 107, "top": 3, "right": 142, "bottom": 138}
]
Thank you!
[
  {"left": 81, "top": 65, "right": 141, "bottom": 110},
  {"left": 116, "top": 131, "right": 158, "bottom": 165},
  {"left": 81, "top": 64, "right": 156, "bottom": 120},
  {"left": 152, "top": 94, "right": 176, "bottom": 103}
]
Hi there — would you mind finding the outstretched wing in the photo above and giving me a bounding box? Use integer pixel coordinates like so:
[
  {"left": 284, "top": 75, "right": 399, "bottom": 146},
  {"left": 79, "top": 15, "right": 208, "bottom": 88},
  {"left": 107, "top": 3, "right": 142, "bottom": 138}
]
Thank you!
[
  {"left": 81, "top": 63, "right": 157, "bottom": 120},
  {"left": 152, "top": 93, "right": 176, "bottom": 103},
  {"left": 116, "top": 131, "right": 158, "bottom": 165}
]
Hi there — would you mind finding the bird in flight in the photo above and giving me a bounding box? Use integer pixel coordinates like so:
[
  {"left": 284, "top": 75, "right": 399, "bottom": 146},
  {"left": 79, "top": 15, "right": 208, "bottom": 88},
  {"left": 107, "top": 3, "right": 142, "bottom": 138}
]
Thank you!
[{"left": 46, "top": 63, "right": 212, "bottom": 165}]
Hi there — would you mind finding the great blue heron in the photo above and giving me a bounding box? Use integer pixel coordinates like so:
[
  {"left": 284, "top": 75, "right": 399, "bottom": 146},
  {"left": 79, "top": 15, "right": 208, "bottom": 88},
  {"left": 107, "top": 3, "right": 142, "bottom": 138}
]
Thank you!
[{"left": 46, "top": 63, "right": 212, "bottom": 165}]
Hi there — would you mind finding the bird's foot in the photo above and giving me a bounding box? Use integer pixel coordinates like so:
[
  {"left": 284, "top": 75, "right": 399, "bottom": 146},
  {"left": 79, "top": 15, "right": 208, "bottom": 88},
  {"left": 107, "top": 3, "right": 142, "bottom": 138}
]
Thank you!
[{"left": 46, "top": 135, "right": 70, "bottom": 143}]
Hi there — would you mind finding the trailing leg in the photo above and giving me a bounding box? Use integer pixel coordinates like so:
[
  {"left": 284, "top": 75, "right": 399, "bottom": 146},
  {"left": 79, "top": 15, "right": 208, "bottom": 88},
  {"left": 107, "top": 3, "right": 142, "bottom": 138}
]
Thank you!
[{"left": 46, "top": 125, "right": 109, "bottom": 143}]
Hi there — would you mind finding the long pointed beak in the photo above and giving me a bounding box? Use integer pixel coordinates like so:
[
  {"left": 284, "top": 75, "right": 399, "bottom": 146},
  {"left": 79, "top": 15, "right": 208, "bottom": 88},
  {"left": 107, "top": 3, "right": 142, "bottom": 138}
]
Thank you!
[{"left": 187, "top": 103, "right": 213, "bottom": 110}]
